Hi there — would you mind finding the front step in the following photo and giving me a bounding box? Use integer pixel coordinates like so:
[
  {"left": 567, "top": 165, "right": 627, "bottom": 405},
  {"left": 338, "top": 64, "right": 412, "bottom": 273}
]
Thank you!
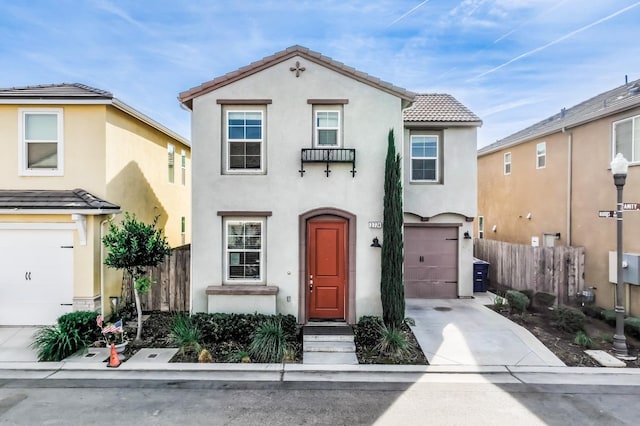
[{"left": 303, "top": 324, "right": 358, "bottom": 365}]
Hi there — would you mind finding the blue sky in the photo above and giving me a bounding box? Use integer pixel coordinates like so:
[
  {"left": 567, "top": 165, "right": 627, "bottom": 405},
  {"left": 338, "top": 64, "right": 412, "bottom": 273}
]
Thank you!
[{"left": 1, "top": 0, "right": 639, "bottom": 147}]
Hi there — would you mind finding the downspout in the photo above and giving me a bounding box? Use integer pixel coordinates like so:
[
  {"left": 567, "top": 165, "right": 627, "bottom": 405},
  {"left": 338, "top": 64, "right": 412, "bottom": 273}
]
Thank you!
[{"left": 562, "top": 127, "right": 573, "bottom": 245}]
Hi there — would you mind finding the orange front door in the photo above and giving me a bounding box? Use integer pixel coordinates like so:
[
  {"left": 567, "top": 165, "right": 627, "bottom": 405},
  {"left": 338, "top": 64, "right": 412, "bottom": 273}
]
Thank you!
[{"left": 307, "top": 220, "right": 347, "bottom": 320}]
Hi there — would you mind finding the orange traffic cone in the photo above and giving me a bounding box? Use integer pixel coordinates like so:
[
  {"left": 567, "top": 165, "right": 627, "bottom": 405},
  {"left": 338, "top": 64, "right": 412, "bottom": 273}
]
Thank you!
[{"left": 106, "top": 343, "right": 121, "bottom": 368}]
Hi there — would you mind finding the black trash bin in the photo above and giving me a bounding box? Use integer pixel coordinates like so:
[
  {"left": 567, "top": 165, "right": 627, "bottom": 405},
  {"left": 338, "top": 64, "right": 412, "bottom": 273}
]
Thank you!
[{"left": 473, "top": 258, "right": 490, "bottom": 292}]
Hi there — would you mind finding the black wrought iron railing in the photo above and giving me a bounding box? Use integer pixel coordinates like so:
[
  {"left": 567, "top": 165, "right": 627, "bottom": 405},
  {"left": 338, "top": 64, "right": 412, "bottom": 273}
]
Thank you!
[{"left": 299, "top": 148, "right": 356, "bottom": 177}]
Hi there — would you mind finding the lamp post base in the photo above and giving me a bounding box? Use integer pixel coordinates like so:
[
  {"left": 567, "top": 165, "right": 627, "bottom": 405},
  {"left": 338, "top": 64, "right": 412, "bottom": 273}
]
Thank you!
[{"left": 612, "top": 334, "right": 637, "bottom": 360}]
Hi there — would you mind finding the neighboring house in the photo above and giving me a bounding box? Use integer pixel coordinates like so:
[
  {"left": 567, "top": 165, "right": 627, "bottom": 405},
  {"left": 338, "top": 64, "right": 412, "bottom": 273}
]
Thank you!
[
  {"left": 0, "top": 84, "right": 191, "bottom": 325},
  {"left": 477, "top": 79, "right": 640, "bottom": 316},
  {"left": 179, "top": 46, "right": 480, "bottom": 324}
]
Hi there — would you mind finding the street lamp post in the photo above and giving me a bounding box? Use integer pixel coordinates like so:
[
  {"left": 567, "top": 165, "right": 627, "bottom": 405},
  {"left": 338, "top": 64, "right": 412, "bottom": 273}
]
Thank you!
[{"left": 610, "top": 153, "right": 631, "bottom": 359}]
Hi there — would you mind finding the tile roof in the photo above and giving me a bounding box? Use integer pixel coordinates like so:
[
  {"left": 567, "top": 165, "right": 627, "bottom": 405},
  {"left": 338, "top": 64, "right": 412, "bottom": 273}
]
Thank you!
[
  {"left": 179, "top": 45, "right": 417, "bottom": 108},
  {"left": 0, "top": 189, "right": 120, "bottom": 211},
  {"left": 0, "top": 83, "right": 113, "bottom": 100},
  {"left": 403, "top": 94, "right": 482, "bottom": 125},
  {"left": 479, "top": 79, "right": 640, "bottom": 156}
]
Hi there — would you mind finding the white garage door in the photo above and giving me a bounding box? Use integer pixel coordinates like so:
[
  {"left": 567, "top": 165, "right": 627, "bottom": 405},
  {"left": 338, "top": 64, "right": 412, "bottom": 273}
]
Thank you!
[{"left": 0, "top": 228, "right": 74, "bottom": 325}]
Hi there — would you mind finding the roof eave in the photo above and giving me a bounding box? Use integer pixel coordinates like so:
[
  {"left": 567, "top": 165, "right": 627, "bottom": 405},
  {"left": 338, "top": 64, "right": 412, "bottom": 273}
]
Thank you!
[{"left": 0, "top": 208, "right": 122, "bottom": 215}]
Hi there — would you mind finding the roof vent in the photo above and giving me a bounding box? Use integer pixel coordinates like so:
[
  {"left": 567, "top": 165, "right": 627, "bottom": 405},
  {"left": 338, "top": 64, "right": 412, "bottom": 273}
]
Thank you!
[{"left": 560, "top": 107, "right": 566, "bottom": 118}]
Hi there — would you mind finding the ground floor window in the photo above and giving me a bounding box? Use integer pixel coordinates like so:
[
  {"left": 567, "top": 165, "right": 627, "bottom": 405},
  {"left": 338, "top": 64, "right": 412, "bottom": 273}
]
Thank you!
[{"left": 224, "top": 218, "right": 264, "bottom": 282}]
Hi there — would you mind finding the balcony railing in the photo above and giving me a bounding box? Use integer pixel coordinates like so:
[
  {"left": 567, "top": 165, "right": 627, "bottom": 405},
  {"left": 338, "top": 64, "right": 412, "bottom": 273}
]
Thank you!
[{"left": 299, "top": 148, "right": 356, "bottom": 177}]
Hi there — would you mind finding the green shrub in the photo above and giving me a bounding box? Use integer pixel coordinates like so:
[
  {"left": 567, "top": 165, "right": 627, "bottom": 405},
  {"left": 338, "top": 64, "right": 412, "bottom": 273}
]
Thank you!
[
  {"left": 532, "top": 292, "right": 556, "bottom": 310},
  {"left": 31, "top": 326, "right": 85, "bottom": 361},
  {"left": 57, "top": 311, "right": 102, "bottom": 343},
  {"left": 601, "top": 309, "right": 616, "bottom": 327},
  {"left": 506, "top": 290, "right": 529, "bottom": 314},
  {"left": 551, "top": 305, "right": 586, "bottom": 333},
  {"left": 169, "top": 313, "right": 202, "bottom": 352},
  {"left": 192, "top": 313, "right": 298, "bottom": 346},
  {"left": 249, "top": 318, "right": 289, "bottom": 363},
  {"left": 624, "top": 317, "right": 640, "bottom": 339},
  {"left": 581, "top": 304, "right": 604, "bottom": 319},
  {"left": 519, "top": 289, "right": 534, "bottom": 308},
  {"left": 374, "top": 323, "right": 418, "bottom": 362},
  {"left": 573, "top": 331, "right": 593, "bottom": 349},
  {"left": 354, "top": 316, "right": 385, "bottom": 350}
]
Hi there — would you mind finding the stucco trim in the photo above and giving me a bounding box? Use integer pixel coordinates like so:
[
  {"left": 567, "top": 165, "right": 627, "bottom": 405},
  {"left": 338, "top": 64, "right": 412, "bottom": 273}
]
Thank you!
[
  {"left": 307, "top": 99, "right": 349, "bottom": 105},
  {"left": 217, "top": 211, "right": 273, "bottom": 217},
  {"left": 405, "top": 211, "right": 473, "bottom": 222},
  {"left": 216, "top": 99, "right": 273, "bottom": 105},
  {"left": 206, "top": 285, "right": 278, "bottom": 295},
  {"left": 298, "top": 208, "right": 356, "bottom": 325}
]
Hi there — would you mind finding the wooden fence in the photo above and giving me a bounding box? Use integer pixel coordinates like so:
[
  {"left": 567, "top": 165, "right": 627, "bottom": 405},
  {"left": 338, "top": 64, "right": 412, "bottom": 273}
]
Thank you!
[
  {"left": 473, "top": 239, "right": 585, "bottom": 304},
  {"left": 122, "top": 244, "right": 190, "bottom": 312}
]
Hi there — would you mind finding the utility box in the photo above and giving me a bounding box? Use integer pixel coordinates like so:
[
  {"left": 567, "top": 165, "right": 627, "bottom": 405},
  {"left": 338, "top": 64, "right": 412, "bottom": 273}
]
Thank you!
[
  {"left": 473, "top": 258, "right": 490, "bottom": 292},
  {"left": 608, "top": 252, "right": 640, "bottom": 285}
]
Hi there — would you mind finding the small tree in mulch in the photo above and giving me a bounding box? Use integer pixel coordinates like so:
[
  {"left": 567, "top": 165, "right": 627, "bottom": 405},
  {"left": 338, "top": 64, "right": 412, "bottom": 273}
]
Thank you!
[
  {"left": 380, "top": 129, "right": 405, "bottom": 328},
  {"left": 102, "top": 213, "right": 171, "bottom": 342}
]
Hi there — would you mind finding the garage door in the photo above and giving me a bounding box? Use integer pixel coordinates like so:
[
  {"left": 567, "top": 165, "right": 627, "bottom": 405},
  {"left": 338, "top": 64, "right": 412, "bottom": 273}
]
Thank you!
[
  {"left": 0, "top": 228, "right": 74, "bottom": 325},
  {"left": 404, "top": 226, "right": 458, "bottom": 298}
]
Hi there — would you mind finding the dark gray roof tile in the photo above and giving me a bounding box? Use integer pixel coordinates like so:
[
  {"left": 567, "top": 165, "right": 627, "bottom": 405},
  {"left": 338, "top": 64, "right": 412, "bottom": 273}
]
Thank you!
[{"left": 0, "top": 189, "right": 120, "bottom": 211}]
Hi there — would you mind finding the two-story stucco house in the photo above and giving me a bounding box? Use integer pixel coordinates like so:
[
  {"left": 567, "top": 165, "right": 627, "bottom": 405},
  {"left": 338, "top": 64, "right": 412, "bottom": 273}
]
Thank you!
[
  {"left": 179, "top": 46, "right": 480, "bottom": 324},
  {"left": 477, "top": 79, "right": 640, "bottom": 316},
  {"left": 0, "top": 84, "right": 191, "bottom": 325}
]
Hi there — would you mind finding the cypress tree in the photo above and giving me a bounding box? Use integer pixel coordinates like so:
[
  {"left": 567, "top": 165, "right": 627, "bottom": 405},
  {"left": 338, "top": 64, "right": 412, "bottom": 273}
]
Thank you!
[{"left": 381, "top": 129, "right": 405, "bottom": 327}]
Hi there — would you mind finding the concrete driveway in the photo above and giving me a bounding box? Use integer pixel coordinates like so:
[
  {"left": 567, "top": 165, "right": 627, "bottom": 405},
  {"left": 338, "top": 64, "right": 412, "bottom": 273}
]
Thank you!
[{"left": 407, "top": 295, "right": 565, "bottom": 367}]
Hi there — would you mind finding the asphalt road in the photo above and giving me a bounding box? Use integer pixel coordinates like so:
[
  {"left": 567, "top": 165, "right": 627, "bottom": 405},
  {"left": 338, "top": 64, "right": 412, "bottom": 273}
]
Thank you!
[{"left": 0, "top": 380, "right": 639, "bottom": 425}]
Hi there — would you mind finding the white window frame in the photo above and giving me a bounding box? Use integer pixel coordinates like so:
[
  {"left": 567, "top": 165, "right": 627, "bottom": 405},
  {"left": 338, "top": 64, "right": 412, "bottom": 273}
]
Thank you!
[
  {"left": 478, "top": 216, "right": 484, "bottom": 239},
  {"left": 168, "top": 143, "right": 175, "bottom": 183},
  {"left": 223, "top": 217, "right": 265, "bottom": 284},
  {"left": 18, "top": 108, "right": 64, "bottom": 176},
  {"left": 181, "top": 149, "right": 186, "bottom": 185},
  {"left": 410, "top": 134, "right": 439, "bottom": 182},
  {"left": 613, "top": 114, "right": 640, "bottom": 163},
  {"left": 181, "top": 216, "right": 186, "bottom": 245},
  {"left": 536, "top": 142, "right": 546, "bottom": 169},
  {"left": 314, "top": 110, "right": 341, "bottom": 147},
  {"left": 504, "top": 152, "right": 511, "bottom": 175},
  {"left": 225, "top": 110, "right": 264, "bottom": 174}
]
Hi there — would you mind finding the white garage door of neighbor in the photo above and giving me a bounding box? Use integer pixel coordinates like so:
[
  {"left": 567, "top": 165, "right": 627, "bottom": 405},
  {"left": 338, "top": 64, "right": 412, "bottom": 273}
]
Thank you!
[{"left": 0, "top": 228, "right": 74, "bottom": 325}]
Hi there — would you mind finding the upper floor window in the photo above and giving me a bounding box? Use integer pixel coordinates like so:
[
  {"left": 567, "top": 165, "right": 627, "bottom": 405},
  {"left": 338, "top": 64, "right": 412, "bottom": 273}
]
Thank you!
[
  {"left": 613, "top": 115, "right": 639, "bottom": 162},
  {"left": 504, "top": 152, "right": 511, "bottom": 175},
  {"left": 226, "top": 110, "right": 263, "bottom": 172},
  {"left": 478, "top": 216, "right": 484, "bottom": 239},
  {"left": 224, "top": 218, "right": 264, "bottom": 283},
  {"left": 536, "top": 142, "right": 546, "bottom": 169},
  {"left": 181, "top": 149, "right": 186, "bottom": 185},
  {"left": 168, "top": 144, "right": 175, "bottom": 183},
  {"left": 315, "top": 111, "right": 340, "bottom": 147},
  {"left": 19, "top": 108, "right": 63, "bottom": 176},
  {"left": 410, "top": 135, "right": 439, "bottom": 182}
]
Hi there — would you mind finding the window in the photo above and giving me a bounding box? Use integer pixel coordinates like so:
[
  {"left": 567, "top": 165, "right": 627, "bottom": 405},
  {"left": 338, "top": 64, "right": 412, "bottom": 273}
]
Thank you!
[
  {"left": 181, "top": 149, "right": 186, "bottom": 185},
  {"left": 181, "top": 216, "right": 186, "bottom": 245},
  {"left": 410, "top": 135, "right": 438, "bottom": 181},
  {"left": 478, "top": 216, "right": 484, "bottom": 239},
  {"left": 227, "top": 111, "right": 263, "bottom": 172},
  {"left": 504, "top": 152, "right": 511, "bottom": 175},
  {"left": 224, "top": 219, "right": 263, "bottom": 282},
  {"left": 536, "top": 142, "right": 546, "bottom": 169},
  {"left": 613, "top": 115, "right": 640, "bottom": 162},
  {"left": 19, "top": 108, "right": 63, "bottom": 176},
  {"left": 168, "top": 144, "right": 175, "bottom": 183},
  {"left": 315, "top": 111, "right": 340, "bottom": 146}
]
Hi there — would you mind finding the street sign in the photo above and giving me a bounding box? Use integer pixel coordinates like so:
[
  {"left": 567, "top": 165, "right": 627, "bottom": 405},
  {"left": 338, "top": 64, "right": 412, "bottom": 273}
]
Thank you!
[
  {"left": 623, "top": 203, "right": 640, "bottom": 210},
  {"left": 599, "top": 210, "right": 616, "bottom": 218}
]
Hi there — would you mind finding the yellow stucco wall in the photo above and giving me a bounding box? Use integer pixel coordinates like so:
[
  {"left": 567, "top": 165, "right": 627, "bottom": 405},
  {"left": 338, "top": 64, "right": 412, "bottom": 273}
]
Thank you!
[
  {"left": 478, "top": 110, "right": 640, "bottom": 316},
  {"left": 1, "top": 102, "right": 190, "bottom": 316}
]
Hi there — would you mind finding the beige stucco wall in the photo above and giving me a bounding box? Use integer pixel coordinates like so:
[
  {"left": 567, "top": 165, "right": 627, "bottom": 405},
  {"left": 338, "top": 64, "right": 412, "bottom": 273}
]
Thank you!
[
  {"left": 0, "top": 103, "right": 190, "bottom": 316},
  {"left": 477, "top": 108, "right": 640, "bottom": 316},
  {"left": 190, "top": 56, "right": 406, "bottom": 319}
]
